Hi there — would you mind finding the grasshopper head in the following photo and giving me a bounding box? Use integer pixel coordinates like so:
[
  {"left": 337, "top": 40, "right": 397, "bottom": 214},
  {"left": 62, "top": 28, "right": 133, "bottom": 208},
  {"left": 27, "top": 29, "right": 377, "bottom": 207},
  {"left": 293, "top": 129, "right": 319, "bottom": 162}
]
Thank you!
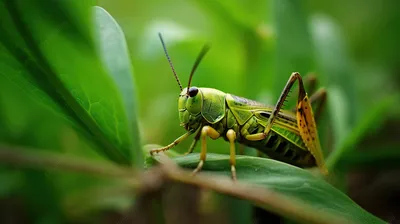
[
  {"left": 158, "top": 33, "right": 210, "bottom": 131},
  {"left": 178, "top": 87, "right": 203, "bottom": 131}
]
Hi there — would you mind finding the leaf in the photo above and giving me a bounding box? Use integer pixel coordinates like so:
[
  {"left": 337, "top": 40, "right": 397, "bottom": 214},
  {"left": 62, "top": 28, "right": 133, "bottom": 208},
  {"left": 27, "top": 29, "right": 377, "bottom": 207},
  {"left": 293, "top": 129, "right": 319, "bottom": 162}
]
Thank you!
[
  {"left": 93, "top": 6, "right": 142, "bottom": 165},
  {"left": 0, "top": 1, "right": 140, "bottom": 165},
  {"left": 152, "top": 153, "right": 385, "bottom": 224}
]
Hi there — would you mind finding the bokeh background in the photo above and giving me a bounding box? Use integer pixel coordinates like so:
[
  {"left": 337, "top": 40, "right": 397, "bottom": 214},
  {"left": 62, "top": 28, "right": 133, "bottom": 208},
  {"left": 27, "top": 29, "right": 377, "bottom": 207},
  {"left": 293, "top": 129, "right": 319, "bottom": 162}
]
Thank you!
[{"left": 1, "top": 0, "right": 399, "bottom": 223}]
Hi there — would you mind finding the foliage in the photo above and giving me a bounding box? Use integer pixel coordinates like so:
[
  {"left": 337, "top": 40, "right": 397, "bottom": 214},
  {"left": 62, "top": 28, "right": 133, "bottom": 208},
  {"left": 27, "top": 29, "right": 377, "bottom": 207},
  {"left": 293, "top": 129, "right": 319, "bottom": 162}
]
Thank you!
[{"left": 0, "top": 0, "right": 399, "bottom": 223}]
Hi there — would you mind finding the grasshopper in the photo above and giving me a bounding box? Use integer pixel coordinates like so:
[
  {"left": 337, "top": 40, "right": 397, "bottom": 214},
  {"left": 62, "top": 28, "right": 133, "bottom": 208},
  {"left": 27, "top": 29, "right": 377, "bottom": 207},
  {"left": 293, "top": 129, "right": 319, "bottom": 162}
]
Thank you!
[{"left": 151, "top": 33, "right": 328, "bottom": 180}]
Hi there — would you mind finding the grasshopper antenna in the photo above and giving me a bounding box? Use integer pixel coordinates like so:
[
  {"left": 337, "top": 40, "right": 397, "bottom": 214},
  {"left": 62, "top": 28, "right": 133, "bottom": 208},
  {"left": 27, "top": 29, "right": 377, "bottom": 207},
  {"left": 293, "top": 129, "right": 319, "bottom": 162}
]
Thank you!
[
  {"left": 187, "top": 44, "right": 211, "bottom": 94},
  {"left": 158, "top": 33, "right": 183, "bottom": 91}
]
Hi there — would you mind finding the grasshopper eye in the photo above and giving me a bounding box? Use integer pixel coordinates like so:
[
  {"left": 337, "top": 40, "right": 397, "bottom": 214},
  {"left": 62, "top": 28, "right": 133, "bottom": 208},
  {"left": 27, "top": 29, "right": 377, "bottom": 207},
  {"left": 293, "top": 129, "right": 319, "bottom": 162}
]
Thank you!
[{"left": 188, "top": 87, "right": 198, "bottom": 97}]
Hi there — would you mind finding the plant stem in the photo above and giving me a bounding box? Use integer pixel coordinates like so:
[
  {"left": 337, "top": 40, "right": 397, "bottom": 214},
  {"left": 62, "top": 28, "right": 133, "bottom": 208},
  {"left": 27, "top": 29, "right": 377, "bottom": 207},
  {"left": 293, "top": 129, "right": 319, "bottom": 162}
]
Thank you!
[
  {"left": 0, "top": 145, "right": 138, "bottom": 182},
  {"left": 0, "top": 145, "right": 348, "bottom": 224}
]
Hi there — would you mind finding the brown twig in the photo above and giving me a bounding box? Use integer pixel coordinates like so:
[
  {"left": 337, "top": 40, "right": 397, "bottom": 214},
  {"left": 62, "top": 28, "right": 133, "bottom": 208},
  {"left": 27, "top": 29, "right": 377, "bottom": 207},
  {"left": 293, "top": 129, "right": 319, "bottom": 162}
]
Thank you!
[{"left": 0, "top": 145, "right": 348, "bottom": 224}]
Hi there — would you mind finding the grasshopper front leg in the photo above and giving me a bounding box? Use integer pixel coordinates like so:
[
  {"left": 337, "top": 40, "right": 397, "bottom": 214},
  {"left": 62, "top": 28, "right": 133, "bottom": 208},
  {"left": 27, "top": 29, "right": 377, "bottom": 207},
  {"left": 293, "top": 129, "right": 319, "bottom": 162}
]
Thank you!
[
  {"left": 184, "top": 127, "right": 202, "bottom": 155},
  {"left": 191, "top": 126, "right": 237, "bottom": 181},
  {"left": 192, "top": 126, "right": 220, "bottom": 176},
  {"left": 150, "top": 132, "right": 193, "bottom": 155},
  {"left": 227, "top": 129, "right": 237, "bottom": 181}
]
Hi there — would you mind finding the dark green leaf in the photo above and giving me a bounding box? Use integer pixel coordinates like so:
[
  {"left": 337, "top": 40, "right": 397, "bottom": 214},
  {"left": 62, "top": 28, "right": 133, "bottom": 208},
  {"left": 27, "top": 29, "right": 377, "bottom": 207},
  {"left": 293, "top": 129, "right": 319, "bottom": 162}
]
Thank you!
[
  {"left": 153, "top": 153, "right": 384, "bottom": 224},
  {"left": 0, "top": 1, "right": 140, "bottom": 165},
  {"left": 93, "top": 6, "right": 142, "bottom": 165}
]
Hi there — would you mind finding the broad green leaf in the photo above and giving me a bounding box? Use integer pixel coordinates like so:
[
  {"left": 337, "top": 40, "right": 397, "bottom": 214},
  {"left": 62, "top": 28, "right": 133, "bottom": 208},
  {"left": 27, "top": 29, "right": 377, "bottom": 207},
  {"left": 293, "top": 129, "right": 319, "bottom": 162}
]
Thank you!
[
  {"left": 151, "top": 153, "right": 384, "bottom": 224},
  {"left": 0, "top": 1, "right": 140, "bottom": 165},
  {"left": 93, "top": 6, "right": 142, "bottom": 165}
]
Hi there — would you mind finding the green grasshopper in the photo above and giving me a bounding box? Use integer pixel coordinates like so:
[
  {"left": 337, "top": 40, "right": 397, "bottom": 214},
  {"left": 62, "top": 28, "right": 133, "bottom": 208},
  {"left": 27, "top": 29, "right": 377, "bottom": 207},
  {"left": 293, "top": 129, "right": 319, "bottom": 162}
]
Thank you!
[{"left": 151, "top": 33, "right": 328, "bottom": 180}]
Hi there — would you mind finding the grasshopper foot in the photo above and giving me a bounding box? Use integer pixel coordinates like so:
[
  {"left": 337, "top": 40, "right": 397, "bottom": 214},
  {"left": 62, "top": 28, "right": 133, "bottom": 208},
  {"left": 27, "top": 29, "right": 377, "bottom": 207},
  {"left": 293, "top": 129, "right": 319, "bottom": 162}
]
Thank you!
[
  {"left": 231, "top": 165, "right": 237, "bottom": 182},
  {"left": 191, "top": 160, "right": 204, "bottom": 176},
  {"left": 150, "top": 147, "right": 167, "bottom": 156}
]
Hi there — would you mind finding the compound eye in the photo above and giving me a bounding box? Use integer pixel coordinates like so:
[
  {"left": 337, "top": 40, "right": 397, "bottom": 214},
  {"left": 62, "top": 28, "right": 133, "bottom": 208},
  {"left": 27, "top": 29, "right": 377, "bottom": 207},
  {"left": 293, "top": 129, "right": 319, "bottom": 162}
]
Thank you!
[{"left": 188, "top": 87, "right": 198, "bottom": 97}]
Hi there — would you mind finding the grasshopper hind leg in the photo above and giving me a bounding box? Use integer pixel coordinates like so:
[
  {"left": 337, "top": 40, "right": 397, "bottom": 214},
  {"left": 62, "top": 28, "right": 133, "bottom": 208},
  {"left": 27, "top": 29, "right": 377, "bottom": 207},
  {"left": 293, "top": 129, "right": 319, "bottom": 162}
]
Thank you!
[
  {"left": 290, "top": 87, "right": 327, "bottom": 122},
  {"left": 289, "top": 74, "right": 327, "bottom": 122}
]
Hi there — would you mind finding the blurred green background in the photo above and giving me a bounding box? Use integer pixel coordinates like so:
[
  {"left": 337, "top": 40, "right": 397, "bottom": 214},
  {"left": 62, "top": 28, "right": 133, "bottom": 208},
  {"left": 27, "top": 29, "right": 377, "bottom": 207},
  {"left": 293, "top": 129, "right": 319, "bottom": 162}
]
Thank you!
[{"left": 0, "top": 0, "right": 399, "bottom": 223}]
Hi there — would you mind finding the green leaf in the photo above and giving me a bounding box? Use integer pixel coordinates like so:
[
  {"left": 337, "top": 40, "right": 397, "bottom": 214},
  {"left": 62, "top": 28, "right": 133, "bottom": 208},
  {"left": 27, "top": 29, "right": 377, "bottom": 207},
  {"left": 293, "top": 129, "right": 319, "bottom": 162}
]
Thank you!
[
  {"left": 152, "top": 153, "right": 384, "bottom": 224},
  {"left": 93, "top": 6, "right": 142, "bottom": 166},
  {"left": 0, "top": 1, "right": 140, "bottom": 165}
]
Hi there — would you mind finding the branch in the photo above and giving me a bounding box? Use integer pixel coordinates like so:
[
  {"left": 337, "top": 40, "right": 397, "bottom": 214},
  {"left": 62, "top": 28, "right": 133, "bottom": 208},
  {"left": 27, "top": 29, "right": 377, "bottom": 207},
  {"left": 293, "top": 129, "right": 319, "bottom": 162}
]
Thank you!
[{"left": 0, "top": 145, "right": 347, "bottom": 224}]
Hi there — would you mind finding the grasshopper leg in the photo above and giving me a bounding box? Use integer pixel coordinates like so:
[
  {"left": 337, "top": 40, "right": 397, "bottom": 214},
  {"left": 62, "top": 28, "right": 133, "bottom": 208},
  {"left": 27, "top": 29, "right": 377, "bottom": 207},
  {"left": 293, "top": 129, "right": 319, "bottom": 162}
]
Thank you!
[
  {"left": 262, "top": 72, "right": 307, "bottom": 137},
  {"left": 288, "top": 73, "right": 327, "bottom": 123},
  {"left": 244, "top": 72, "right": 310, "bottom": 141},
  {"left": 192, "top": 126, "right": 220, "bottom": 176},
  {"left": 226, "top": 129, "right": 237, "bottom": 181},
  {"left": 184, "top": 139, "right": 199, "bottom": 155},
  {"left": 291, "top": 87, "right": 327, "bottom": 122},
  {"left": 150, "top": 132, "right": 192, "bottom": 155},
  {"left": 184, "top": 128, "right": 202, "bottom": 155}
]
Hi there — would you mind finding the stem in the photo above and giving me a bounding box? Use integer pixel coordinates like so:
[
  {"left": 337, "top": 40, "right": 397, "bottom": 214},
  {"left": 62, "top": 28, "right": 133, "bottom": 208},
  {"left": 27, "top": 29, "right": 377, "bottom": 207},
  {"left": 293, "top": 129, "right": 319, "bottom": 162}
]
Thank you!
[
  {"left": 0, "top": 145, "right": 139, "bottom": 184},
  {"left": 0, "top": 145, "right": 349, "bottom": 224}
]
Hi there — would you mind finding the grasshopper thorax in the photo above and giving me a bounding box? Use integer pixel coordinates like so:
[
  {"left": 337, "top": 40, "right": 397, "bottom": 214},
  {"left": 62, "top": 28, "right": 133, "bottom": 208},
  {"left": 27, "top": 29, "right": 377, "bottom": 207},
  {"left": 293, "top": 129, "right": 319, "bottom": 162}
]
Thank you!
[{"left": 178, "top": 87, "right": 203, "bottom": 131}]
